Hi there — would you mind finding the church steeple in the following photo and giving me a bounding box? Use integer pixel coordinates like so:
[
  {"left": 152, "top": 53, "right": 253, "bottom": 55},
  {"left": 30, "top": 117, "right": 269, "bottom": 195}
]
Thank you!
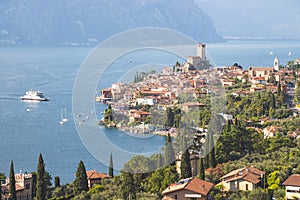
[{"left": 274, "top": 56, "right": 279, "bottom": 71}]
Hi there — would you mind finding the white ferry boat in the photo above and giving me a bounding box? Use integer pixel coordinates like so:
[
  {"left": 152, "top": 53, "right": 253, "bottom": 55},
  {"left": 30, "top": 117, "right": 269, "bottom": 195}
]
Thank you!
[{"left": 20, "top": 90, "right": 48, "bottom": 101}]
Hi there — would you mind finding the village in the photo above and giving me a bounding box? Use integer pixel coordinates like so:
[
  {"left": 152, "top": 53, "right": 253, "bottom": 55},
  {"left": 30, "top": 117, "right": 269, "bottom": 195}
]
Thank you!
[{"left": 97, "top": 43, "right": 299, "bottom": 140}]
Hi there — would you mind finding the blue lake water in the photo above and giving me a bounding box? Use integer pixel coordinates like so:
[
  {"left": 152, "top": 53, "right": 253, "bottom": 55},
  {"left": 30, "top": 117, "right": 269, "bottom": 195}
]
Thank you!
[{"left": 0, "top": 40, "right": 300, "bottom": 183}]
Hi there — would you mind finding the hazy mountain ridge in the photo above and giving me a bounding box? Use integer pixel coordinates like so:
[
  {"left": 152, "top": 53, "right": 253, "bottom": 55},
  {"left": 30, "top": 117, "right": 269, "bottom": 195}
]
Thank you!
[{"left": 0, "top": 0, "right": 223, "bottom": 46}]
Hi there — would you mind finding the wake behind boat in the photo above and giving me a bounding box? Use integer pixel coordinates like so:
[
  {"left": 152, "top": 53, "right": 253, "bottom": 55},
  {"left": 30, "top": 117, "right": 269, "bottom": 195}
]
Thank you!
[{"left": 20, "top": 90, "right": 48, "bottom": 101}]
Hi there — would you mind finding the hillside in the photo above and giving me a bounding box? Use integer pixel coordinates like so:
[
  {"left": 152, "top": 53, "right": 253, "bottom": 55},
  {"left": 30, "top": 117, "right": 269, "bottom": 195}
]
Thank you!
[{"left": 0, "top": 0, "right": 223, "bottom": 45}]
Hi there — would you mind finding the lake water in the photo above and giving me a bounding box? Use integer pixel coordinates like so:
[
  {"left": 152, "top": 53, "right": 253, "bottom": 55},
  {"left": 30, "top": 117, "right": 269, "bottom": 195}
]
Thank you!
[{"left": 0, "top": 40, "right": 300, "bottom": 183}]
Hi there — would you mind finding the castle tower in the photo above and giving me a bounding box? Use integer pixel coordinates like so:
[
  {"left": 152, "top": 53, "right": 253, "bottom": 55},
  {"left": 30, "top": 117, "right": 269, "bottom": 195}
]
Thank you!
[
  {"left": 197, "top": 43, "right": 206, "bottom": 59},
  {"left": 274, "top": 56, "right": 279, "bottom": 71}
]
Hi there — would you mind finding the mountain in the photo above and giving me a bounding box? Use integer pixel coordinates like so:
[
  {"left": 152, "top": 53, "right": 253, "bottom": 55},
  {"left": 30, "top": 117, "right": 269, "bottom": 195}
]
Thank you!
[{"left": 0, "top": 0, "right": 224, "bottom": 46}]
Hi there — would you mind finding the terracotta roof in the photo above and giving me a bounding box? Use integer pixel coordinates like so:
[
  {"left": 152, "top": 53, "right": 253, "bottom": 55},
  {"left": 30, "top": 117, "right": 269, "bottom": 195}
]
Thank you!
[
  {"left": 185, "top": 177, "right": 214, "bottom": 196},
  {"left": 162, "top": 177, "right": 214, "bottom": 196},
  {"left": 86, "top": 170, "right": 111, "bottom": 179},
  {"left": 283, "top": 174, "right": 300, "bottom": 187},
  {"left": 220, "top": 166, "right": 265, "bottom": 184}
]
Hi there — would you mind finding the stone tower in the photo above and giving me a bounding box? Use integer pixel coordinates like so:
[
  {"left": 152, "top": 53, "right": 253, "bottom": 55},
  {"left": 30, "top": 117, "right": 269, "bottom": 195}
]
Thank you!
[
  {"left": 197, "top": 43, "right": 206, "bottom": 59},
  {"left": 274, "top": 56, "right": 279, "bottom": 71}
]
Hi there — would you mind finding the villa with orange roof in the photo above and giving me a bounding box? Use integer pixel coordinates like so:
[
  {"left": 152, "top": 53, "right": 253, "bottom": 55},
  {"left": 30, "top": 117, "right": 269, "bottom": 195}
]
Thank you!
[
  {"left": 162, "top": 177, "right": 214, "bottom": 200},
  {"left": 218, "top": 165, "right": 265, "bottom": 192},
  {"left": 86, "top": 170, "right": 111, "bottom": 189}
]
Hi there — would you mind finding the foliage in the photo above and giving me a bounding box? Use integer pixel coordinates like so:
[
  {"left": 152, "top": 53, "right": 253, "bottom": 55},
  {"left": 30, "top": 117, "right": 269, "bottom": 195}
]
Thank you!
[
  {"left": 9, "top": 161, "right": 16, "bottom": 200},
  {"left": 55, "top": 176, "right": 60, "bottom": 188},
  {"left": 145, "top": 166, "right": 178, "bottom": 195},
  {"left": 215, "top": 119, "right": 255, "bottom": 163},
  {"left": 120, "top": 171, "right": 136, "bottom": 200},
  {"left": 164, "top": 107, "right": 174, "bottom": 127},
  {"left": 198, "top": 157, "right": 205, "bottom": 180},
  {"left": 74, "top": 161, "right": 88, "bottom": 195},
  {"left": 164, "top": 133, "right": 175, "bottom": 166},
  {"left": 108, "top": 153, "right": 114, "bottom": 178},
  {"left": 37, "top": 153, "right": 46, "bottom": 200},
  {"left": 223, "top": 189, "right": 270, "bottom": 200},
  {"left": 226, "top": 91, "right": 291, "bottom": 120},
  {"left": 180, "top": 149, "right": 192, "bottom": 179}
]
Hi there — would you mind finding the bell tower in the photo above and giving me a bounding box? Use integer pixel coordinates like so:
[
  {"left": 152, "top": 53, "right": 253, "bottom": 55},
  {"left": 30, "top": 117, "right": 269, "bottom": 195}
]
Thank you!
[{"left": 274, "top": 56, "right": 279, "bottom": 71}]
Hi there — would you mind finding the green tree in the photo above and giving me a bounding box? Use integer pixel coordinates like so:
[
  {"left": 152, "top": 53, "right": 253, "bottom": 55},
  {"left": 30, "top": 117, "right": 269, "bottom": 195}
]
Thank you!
[
  {"left": 198, "top": 157, "right": 205, "bottom": 180},
  {"left": 74, "top": 160, "right": 88, "bottom": 195},
  {"left": 31, "top": 172, "right": 37, "bottom": 199},
  {"left": 120, "top": 171, "right": 136, "bottom": 200},
  {"left": 165, "top": 107, "right": 174, "bottom": 127},
  {"left": 9, "top": 161, "right": 16, "bottom": 200},
  {"left": 160, "top": 166, "right": 179, "bottom": 192},
  {"left": 108, "top": 153, "right": 114, "bottom": 178},
  {"left": 180, "top": 137, "right": 192, "bottom": 178},
  {"left": 54, "top": 176, "right": 60, "bottom": 188},
  {"left": 164, "top": 133, "right": 175, "bottom": 166},
  {"left": 180, "top": 149, "right": 192, "bottom": 179},
  {"left": 36, "top": 153, "right": 46, "bottom": 200},
  {"left": 208, "top": 135, "right": 217, "bottom": 168},
  {"left": 270, "top": 92, "right": 276, "bottom": 109},
  {"left": 277, "top": 81, "right": 282, "bottom": 96}
]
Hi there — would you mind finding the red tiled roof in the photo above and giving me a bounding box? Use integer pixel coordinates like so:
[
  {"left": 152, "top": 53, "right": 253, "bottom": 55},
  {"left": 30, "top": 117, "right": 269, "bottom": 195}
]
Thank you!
[
  {"left": 86, "top": 170, "right": 111, "bottom": 179},
  {"left": 283, "top": 174, "right": 300, "bottom": 187},
  {"left": 185, "top": 177, "right": 214, "bottom": 196},
  {"left": 162, "top": 177, "right": 214, "bottom": 196},
  {"left": 220, "top": 166, "right": 265, "bottom": 184}
]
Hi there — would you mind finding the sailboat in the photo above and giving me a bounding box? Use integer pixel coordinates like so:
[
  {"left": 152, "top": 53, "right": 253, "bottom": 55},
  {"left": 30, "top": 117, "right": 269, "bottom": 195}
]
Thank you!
[
  {"left": 62, "top": 108, "right": 68, "bottom": 122},
  {"left": 59, "top": 110, "right": 64, "bottom": 126}
]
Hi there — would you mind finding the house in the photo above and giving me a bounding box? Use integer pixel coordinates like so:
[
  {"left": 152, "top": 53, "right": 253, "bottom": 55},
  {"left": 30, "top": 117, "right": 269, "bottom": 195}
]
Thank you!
[
  {"left": 1, "top": 172, "right": 33, "bottom": 200},
  {"left": 86, "top": 170, "right": 111, "bottom": 189},
  {"left": 180, "top": 102, "right": 206, "bottom": 112},
  {"left": 218, "top": 165, "right": 265, "bottom": 191},
  {"left": 283, "top": 174, "right": 300, "bottom": 200},
  {"left": 128, "top": 110, "right": 150, "bottom": 122},
  {"left": 263, "top": 126, "right": 280, "bottom": 138},
  {"left": 162, "top": 177, "right": 214, "bottom": 200},
  {"left": 220, "top": 79, "right": 235, "bottom": 87}
]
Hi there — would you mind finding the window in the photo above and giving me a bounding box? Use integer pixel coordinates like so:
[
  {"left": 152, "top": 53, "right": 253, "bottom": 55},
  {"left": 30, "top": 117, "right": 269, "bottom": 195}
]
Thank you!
[
  {"left": 245, "top": 184, "right": 248, "bottom": 191},
  {"left": 25, "top": 183, "right": 30, "bottom": 190},
  {"left": 174, "top": 195, "right": 177, "bottom": 199}
]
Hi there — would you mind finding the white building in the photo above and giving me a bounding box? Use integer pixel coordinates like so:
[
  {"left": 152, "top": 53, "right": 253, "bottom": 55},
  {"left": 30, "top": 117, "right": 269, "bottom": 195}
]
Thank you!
[
  {"left": 283, "top": 174, "right": 300, "bottom": 200},
  {"left": 274, "top": 56, "right": 279, "bottom": 71}
]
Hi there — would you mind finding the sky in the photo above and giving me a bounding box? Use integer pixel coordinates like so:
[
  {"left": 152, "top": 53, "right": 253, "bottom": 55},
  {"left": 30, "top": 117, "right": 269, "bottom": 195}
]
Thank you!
[{"left": 196, "top": 0, "right": 300, "bottom": 39}]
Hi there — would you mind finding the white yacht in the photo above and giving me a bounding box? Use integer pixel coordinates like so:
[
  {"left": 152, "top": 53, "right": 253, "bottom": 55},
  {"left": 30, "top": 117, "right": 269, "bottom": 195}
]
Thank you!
[{"left": 20, "top": 90, "right": 48, "bottom": 101}]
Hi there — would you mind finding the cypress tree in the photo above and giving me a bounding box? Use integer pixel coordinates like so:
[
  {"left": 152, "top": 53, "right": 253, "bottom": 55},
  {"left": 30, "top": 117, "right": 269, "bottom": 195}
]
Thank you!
[
  {"left": 208, "top": 133, "right": 217, "bottom": 168},
  {"left": 108, "top": 153, "right": 114, "bottom": 178},
  {"left": 270, "top": 92, "right": 276, "bottom": 109},
  {"left": 180, "top": 149, "right": 192, "bottom": 178},
  {"left": 180, "top": 137, "right": 192, "bottom": 178},
  {"left": 165, "top": 108, "right": 174, "bottom": 127},
  {"left": 54, "top": 176, "right": 60, "bottom": 188},
  {"left": 31, "top": 172, "right": 37, "bottom": 199},
  {"left": 36, "top": 153, "right": 46, "bottom": 200},
  {"left": 9, "top": 161, "right": 17, "bottom": 200},
  {"left": 164, "top": 133, "right": 175, "bottom": 166},
  {"left": 277, "top": 81, "right": 281, "bottom": 96},
  {"left": 198, "top": 157, "right": 205, "bottom": 180},
  {"left": 74, "top": 160, "right": 88, "bottom": 194}
]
